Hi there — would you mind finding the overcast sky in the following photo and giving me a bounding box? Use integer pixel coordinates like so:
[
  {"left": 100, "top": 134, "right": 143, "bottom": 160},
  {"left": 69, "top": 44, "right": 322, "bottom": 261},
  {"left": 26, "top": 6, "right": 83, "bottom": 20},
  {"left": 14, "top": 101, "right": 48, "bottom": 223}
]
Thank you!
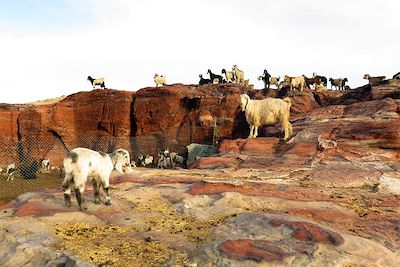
[{"left": 0, "top": 0, "right": 399, "bottom": 103}]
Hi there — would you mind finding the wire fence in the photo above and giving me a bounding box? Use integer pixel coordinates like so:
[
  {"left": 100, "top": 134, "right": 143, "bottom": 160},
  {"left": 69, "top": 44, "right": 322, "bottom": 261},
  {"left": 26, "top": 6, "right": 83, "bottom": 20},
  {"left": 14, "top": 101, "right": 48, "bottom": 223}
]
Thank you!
[{"left": 0, "top": 124, "right": 222, "bottom": 202}]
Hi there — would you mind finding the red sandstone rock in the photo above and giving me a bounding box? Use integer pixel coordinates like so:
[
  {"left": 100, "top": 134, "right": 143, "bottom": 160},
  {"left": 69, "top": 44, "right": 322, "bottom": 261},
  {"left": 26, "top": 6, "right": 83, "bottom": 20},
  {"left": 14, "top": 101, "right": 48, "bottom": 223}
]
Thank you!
[
  {"left": 288, "top": 221, "right": 344, "bottom": 245},
  {"left": 188, "top": 157, "right": 239, "bottom": 169},
  {"left": 0, "top": 89, "right": 134, "bottom": 166},
  {"left": 218, "top": 239, "right": 287, "bottom": 262},
  {"left": 217, "top": 138, "right": 280, "bottom": 155}
]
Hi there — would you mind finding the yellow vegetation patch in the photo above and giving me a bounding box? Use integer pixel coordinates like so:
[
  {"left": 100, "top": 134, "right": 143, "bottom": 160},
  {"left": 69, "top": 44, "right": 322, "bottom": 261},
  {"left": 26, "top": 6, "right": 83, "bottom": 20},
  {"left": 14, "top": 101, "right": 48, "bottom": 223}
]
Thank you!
[
  {"left": 51, "top": 199, "right": 227, "bottom": 266},
  {"left": 52, "top": 222, "right": 187, "bottom": 266},
  {"left": 134, "top": 199, "right": 225, "bottom": 243}
]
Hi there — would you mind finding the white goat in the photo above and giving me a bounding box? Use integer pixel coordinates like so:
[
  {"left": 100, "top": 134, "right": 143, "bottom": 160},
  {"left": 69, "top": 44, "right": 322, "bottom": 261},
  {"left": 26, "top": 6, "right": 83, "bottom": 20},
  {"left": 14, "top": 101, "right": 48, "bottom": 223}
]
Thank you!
[
  {"left": 290, "top": 76, "right": 306, "bottom": 91},
  {"left": 157, "top": 154, "right": 173, "bottom": 169},
  {"left": 154, "top": 73, "right": 166, "bottom": 87},
  {"left": 63, "top": 147, "right": 130, "bottom": 210},
  {"left": 157, "top": 151, "right": 184, "bottom": 169},
  {"left": 87, "top": 76, "right": 106, "bottom": 89},
  {"left": 138, "top": 154, "right": 154, "bottom": 167},
  {"left": 240, "top": 94, "right": 293, "bottom": 140},
  {"left": 270, "top": 76, "right": 280, "bottom": 88},
  {"left": 41, "top": 159, "right": 50, "bottom": 171},
  {"left": 232, "top": 65, "right": 245, "bottom": 85},
  {"left": 6, "top": 163, "right": 16, "bottom": 181}
]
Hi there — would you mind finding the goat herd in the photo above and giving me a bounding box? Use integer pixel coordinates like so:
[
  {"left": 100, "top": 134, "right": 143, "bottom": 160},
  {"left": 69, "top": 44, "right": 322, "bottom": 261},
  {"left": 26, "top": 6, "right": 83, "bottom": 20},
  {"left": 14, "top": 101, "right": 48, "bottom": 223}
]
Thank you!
[
  {"left": 0, "top": 148, "right": 184, "bottom": 181},
  {"left": 0, "top": 147, "right": 185, "bottom": 210},
  {"left": 88, "top": 66, "right": 400, "bottom": 92}
]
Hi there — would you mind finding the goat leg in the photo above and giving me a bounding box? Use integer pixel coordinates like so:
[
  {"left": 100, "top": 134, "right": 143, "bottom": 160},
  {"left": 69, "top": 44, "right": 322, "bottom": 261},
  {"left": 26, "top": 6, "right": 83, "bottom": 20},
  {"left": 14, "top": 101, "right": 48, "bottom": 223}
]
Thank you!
[
  {"left": 103, "top": 187, "right": 111, "bottom": 206},
  {"left": 64, "top": 193, "right": 72, "bottom": 208},
  {"left": 75, "top": 188, "right": 87, "bottom": 211},
  {"left": 63, "top": 181, "right": 72, "bottom": 207},
  {"left": 92, "top": 179, "right": 101, "bottom": 204}
]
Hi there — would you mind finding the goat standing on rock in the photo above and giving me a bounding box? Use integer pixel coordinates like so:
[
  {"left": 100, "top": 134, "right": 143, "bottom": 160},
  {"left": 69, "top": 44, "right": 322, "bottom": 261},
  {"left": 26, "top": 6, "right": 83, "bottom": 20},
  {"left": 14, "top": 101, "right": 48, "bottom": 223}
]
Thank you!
[
  {"left": 329, "top": 78, "right": 348, "bottom": 91},
  {"left": 240, "top": 94, "right": 293, "bottom": 140},
  {"left": 207, "top": 69, "right": 224, "bottom": 84},
  {"left": 63, "top": 147, "right": 130, "bottom": 210},
  {"left": 222, "top": 69, "right": 235, "bottom": 83},
  {"left": 199, "top": 74, "right": 211, "bottom": 85},
  {"left": 87, "top": 76, "right": 106, "bottom": 89},
  {"left": 154, "top": 73, "right": 167, "bottom": 87},
  {"left": 363, "top": 74, "right": 386, "bottom": 85}
]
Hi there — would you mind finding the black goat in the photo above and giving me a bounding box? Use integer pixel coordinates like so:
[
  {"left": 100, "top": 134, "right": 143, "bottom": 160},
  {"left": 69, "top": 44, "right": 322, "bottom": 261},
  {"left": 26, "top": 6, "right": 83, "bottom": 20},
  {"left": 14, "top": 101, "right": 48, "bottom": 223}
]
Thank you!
[
  {"left": 207, "top": 69, "right": 223, "bottom": 84},
  {"left": 312, "top": 73, "right": 328, "bottom": 86},
  {"left": 199, "top": 74, "right": 211, "bottom": 85}
]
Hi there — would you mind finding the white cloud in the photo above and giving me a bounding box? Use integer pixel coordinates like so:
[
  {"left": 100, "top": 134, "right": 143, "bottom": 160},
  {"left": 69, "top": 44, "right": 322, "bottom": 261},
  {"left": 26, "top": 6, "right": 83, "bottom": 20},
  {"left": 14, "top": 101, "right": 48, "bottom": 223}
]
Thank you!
[{"left": 0, "top": 0, "right": 399, "bottom": 103}]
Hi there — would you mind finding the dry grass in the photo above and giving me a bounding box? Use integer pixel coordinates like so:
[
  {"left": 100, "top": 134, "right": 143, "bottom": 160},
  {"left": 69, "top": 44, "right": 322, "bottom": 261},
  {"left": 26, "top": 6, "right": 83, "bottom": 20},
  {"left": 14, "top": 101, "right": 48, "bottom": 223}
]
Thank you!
[
  {"left": 52, "top": 222, "right": 188, "bottom": 267},
  {"left": 51, "top": 199, "right": 226, "bottom": 266}
]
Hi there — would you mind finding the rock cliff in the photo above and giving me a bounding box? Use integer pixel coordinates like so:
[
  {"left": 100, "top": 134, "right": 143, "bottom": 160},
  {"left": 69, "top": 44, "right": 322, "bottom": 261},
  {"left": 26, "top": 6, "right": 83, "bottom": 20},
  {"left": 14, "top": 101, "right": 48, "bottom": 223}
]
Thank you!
[
  {"left": 1, "top": 80, "right": 400, "bottom": 266},
  {"left": 1, "top": 80, "right": 399, "bottom": 167}
]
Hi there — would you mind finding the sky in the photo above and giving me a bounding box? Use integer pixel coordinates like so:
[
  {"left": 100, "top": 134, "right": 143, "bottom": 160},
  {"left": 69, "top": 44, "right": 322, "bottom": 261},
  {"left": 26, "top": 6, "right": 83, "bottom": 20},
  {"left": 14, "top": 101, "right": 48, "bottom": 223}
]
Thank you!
[{"left": 0, "top": 0, "right": 399, "bottom": 103}]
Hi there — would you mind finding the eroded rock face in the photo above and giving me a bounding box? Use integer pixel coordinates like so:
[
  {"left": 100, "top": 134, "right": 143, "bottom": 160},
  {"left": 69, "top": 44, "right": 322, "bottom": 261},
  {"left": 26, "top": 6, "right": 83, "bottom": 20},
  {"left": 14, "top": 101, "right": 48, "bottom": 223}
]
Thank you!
[
  {"left": 191, "top": 82, "right": 400, "bottom": 190},
  {"left": 0, "top": 89, "right": 134, "bottom": 166},
  {"left": 132, "top": 83, "right": 247, "bottom": 156},
  {"left": 0, "top": 83, "right": 332, "bottom": 168}
]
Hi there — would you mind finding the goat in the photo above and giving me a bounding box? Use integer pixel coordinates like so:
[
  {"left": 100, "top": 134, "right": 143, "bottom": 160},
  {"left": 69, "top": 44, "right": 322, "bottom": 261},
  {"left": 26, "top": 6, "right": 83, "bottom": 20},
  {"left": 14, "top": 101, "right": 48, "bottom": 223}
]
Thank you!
[
  {"left": 363, "top": 74, "right": 386, "bottom": 85},
  {"left": 290, "top": 76, "right": 306, "bottom": 91},
  {"left": 232, "top": 65, "right": 245, "bottom": 85},
  {"left": 222, "top": 69, "right": 235, "bottom": 83},
  {"left": 6, "top": 163, "right": 16, "bottom": 181},
  {"left": 207, "top": 69, "right": 223, "bottom": 84},
  {"left": 63, "top": 147, "right": 130, "bottom": 210},
  {"left": 312, "top": 72, "right": 328, "bottom": 86},
  {"left": 87, "top": 76, "right": 106, "bottom": 89},
  {"left": 154, "top": 73, "right": 167, "bottom": 87},
  {"left": 303, "top": 75, "right": 321, "bottom": 89},
  {"left": 138, "top": 154, "right": 154, "bottom": 167},
  {"left": 41, "top": 159, "right": 50, "bottom": 171},
  {"left": 269, "top": 76, "right": 280, "bottom": 88},
  {"left": 329, "top": 78, "right": 348, "bottom": 90},
  {"left": 240, "top": 94, "right": 292, "bottom": 140},
  {"left": 199, "top": 74, "right": 212, "bottom": 85}
]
